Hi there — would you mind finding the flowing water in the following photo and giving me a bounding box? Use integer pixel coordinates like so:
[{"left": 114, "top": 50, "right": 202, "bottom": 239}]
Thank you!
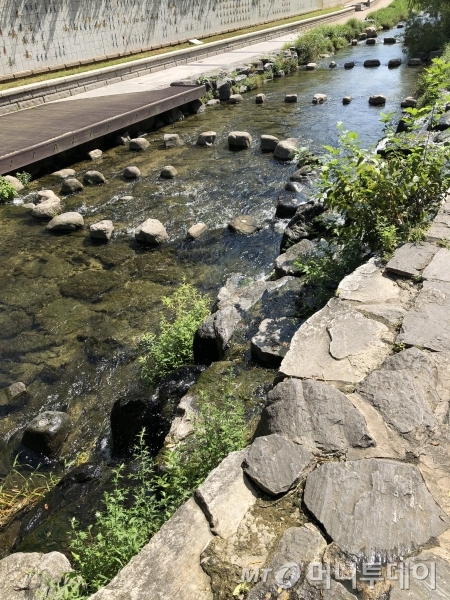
[{"left": 0, "top": 31, "right": 419, "bottom": 482}]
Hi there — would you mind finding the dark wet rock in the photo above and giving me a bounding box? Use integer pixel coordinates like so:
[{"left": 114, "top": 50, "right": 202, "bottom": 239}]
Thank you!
[
  {"left": 0, "top": 551, "right": 72, "bottom": 600},
  {"left": 401, "top": 96, "right": 417, "bottom": 108},
  {"left": 129, "top": 137, "right": 150, "bottom": 151},
  {"left": 157, "top": 365, "right": 205, "bottom": 405},
  {"left": 187, "top": 222, "right": 207, "bottom": 239},
  {"left": 369, "top": 94, "right": 386, "bottom": 106},
  {"left": 90, "top": 219, "right": 114, "bottom": 241},
  {"left": 228, "top": 131, "right": 252, "bottom": 149},
  {"left": 228, "top": 94, "right": 243, "bottom": 104},
  {"left": 357, "top": 347, "right": 444, "bottom": 434},
  {"left": 160, "top": 165, "right": 177, "bottom": 179},
  {"left": 364, "top": 59, "right": 381, "bottom": 67},
  {"left": 197, "top": 131, "right": 216, "bottom": 146},
  {"left": 343, "top": 95, "right": 353, "bottom": 104},
  {"left": 365, "top": 26, "right": 378, "bottom": 38},
  {"left": 243, "top": 434, "right": 313, "bottom": 495},
  {"left": 274, "top": 138, "right": 298, "bottom": 160},
  {"left": 408, "top": 58, "right": 423, "bottom": 66},
  {"left": 284, "top": 181, "right": 303, "bottom": 193},
  {"left": 46, "top": 212, "right": 84, "bottom": 232},
  {"left": 163, "top": 133, "right": 181, "bottom": 148},
  {"left": 304, "top": 458, "right": 449, "bottom": 561},
  {"left": 260, "top": 134, "right": 279, "bottom": 151},
  {"left": 57, "top": 462, "right": 103, "bottom": 488},
  {"left": 251, "top": 317, "right": 301, "bottom": 368},
  {"left": 389, "top": 58, "right": 402, "bottom": 68},
  {"left": 275, "top": 238, "right": 313, "bottom": 276},
  {"left": 193, "top": 306, "right": 241, "bottom": 364},
  {"left": 275, "top": 193, "right": 309, "bottom": 218},
  {"left": 135, "top": 218, "right": 169, "bottom": 245},
  {"left": 111, "top": 394, "right": 160, "bottom": 454},
  {"left": 217, "top": 78, "right": 232, "bottom": 101},
  {"left": 385, "top": 242, "right": 438, "bottom": 278},
  {"left": 329, "top": 61, "right": 337, "bottom": 68},
  {"left": 281, "top": 202, "right": 325, "bottom": 250},
  {"left": 384, "top": 36, "right": 397, "bottom": 44},
  {"left": 359, "top": 32, "right": 367, "bottom": 40},
  {"left": 290, "top": 165, "right": 316, "bottom": 180},
  {"left": 255, "top": 93, "right": 266, "bottom": 104},
  {"left": 0, "top": 382, "right": 29, "bottom": 418},
  {"left": 60, "top": 177, "right": 83, "bottom": 194},
  {"left": 188, "top": 99, "right": 205, "bottom": 114},
  {"left": 351, "top": 39, "right": 358, "bottom": 46},
  {"left": 255, "top": 378, "right": 374, "bottom": 454},
  {"left": 123, "top": 166, "right": 140, "bottom": 178},
  {"left": 366, "top": 38, "right": 376, "bottom": 45},
  {"left": 22, "top": 411, "right": 71, "bottom": 458},
  {"left": 284, "top": 93, "right": 298, "bottom": 103},
  {"left": 228, "top": 215, "right": 259, "bottom": 235},
  {"left": 344, "top": 61, "right": 355, "bottom": 69}
]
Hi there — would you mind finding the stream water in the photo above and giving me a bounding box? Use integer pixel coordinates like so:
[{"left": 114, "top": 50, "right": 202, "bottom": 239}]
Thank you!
[{"left": 0, "top": 29, "right": 419, "bottom": 550}]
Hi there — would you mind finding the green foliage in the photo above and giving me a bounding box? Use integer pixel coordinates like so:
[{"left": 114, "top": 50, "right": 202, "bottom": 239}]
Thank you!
[
  {"left": 0, "top": 176, "right": 18, "bottom": 203},
  {"left": 139, "top": 281, "right": 210, "bottom": 386},
  {"left": 14, "top": 171, "right": 31, "bottom": 186},
  {"left": 68, "top": 372, "right": 247, "bottom": 596},
  {"left": 405, "top": 0, "right": 450, "bottom": 54},
  {"left": 367, "top": 0, "right": 410, "bottom": 29},
  {"left": 415, "top": 56, "right": 450, "bottom": 107}
]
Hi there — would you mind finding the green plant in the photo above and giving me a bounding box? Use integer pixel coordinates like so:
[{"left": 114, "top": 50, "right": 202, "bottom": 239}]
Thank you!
[
  {"left": 138, "top": 281, "right": 210, "bottom": 386},
  {"left": 0, "top": 176, "right": 18, "bottom": 202},
  {"left": 15, "top": 171, "right": 31, "bottom": 185}
]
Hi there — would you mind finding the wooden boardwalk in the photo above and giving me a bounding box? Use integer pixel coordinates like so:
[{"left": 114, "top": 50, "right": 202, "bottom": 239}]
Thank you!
[{"left": 0, "top": 85, "right": 205, "bottom": 174}]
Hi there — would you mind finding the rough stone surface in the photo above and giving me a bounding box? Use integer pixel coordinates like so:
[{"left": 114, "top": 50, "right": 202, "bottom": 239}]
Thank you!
[
  {"left": 274, "top": 239, "right": 313, "bottom": 276},
  {"left": 364, "top": 59, "right": 381, "bottom": 67},
  {"left": 260, "top": 134, "right": 279, "bottom": 151},
  {"left": 88, "top": 149, "right": 102, "bottom": 159},
  {"left": 337, "top": 258, "right": 402, "bottom": 304},
  {"left": 187, "top": 222, "right": 207, "bottom": 239},
  {"left": 284, "top": 93, "right": 298, "bottom": 103},
  {"left": 90, "top": 219, "right": 114, "bottom": 241},
  {"left": 212, "top": 274, "right": 293, "bottom": 313},
  {"left": 89, "top": 498, "right": 213, "bottom": 600},
  {"left": 83, "top": 170, "right": 106, "bottom": 184},
  {"left": 386, "top": 242, "right": 438, "bottom": 278},
  {"left": 274, "top": 139, "right": 298, "bottom": 160},
  {"left": 365, "top": 26, "right": 378, "bottom": 38},
  {"left": 344, "top": 61, "right": 355, "bottom": 69},
  {"left": 33, "top": 189, "right": 58, "bottom": 203},
  {"left": 275, "top": 193, "right": 308, "bottom": 218},
  {"left": 357, "top": 347, "right": 442, "bottom": 434},
  {"left": 160, "top": 165, "right": 177, "bottom": 179},
  {"left": 135, "top": 218, "right": 169, "bottom": 245},
  {"left": 163, "top": 133, "right": 181, "bottom": 148},
  {"left": 389, "top": 58, "right": 402, "bottom": 68},
  {"left": 22, "top": 411, "right": 71, "bottom": 457},
  {"left": 194, "top": 450, "right": 257, "bottom": 539},
  {"left": 243, "top": 434, "right": 313, "bottom": 495},
  {"left": 129, "top": 137, "right": 149, "bottom": 151},
  {"left": 426, "top": 202, "right": 450, "bottom": 242},
  {"left": 217, "top": 78, "right": 232, "bottom": 100},
  {"left": 304, "top": 459, "right": 449, "bottom": 561},
  {"left": 4, "top": 175, "right": 24, "bottom": 192},
  {"left": 369, "top": 94, "right": 386, "bottom": 105},
  {"left": 228, "top": 131, "right": 252, "bottom": 149},
  {"left": 408, "top": 57, "right": 423, "bottom": 66},
  {"left": 279, "top": 298, "right": 393, "bottom": 390},
  {"left": 390, "top": 552, "right": 450, "bottom": 599},
  {"left": 228, "top": 215, "right": 259, "bottom": 235},
  {"left": 251, "top": 317, "right": 301, "bottom": 368},
  {"left": 197, "top": 131, "right": 216, "bottom": 146},
  {"left": 31, "top": 197, "right": 61, "bottom": 219},
  {"left": 52, "top": 168, "right": 75, "bottom": 178},
  {"left": 255, "top": 378, "right": 374, "bottom": 455},
  {"left": 123, "top": 166, "right": 140, "bottom": 179},
  {"left": 398, "top": 280, "right": 450, "bottom": 351},
  {"left": 193, "top": 305, "right": 241, "bottom": 364},
  {"left": 422, "top": 248, "right": 450, "bottom": 282},
  {"left": 306, "top": 62, "right": 317, "bottom": 70},
  {"left": 0, "top": 551, "right": 72, "bottom": 600},
  {"left": 401, "top": 96, "right": 417, "bottom": 108},
  {"left": 228, "top": 94, "right": 243, "bottom": 104},
  {"left": 255, "top": 93, "right": 266, "bottom": 104},
  {"left": 313, "top": 93, "right": 327, "bottom": 104},
  {"left": 60, "top": 177, "right": 83, "bottom": 194},
  {"left": 46, "top": 211, "right": 84, "bottom": 231}
]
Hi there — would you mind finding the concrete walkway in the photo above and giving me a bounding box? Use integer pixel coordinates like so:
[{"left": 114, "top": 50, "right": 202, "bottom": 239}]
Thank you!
[{"left": 61, "top": 0, "right": 397, "bottom": 101}]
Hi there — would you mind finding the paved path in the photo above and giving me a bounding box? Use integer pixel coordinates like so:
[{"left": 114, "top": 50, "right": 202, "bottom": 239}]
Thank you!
[{"left": 61, "top": 0, "right": 397, "bottom": 101}]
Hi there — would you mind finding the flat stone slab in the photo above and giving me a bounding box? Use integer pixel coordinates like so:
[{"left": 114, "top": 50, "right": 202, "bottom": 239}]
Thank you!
[
  {"left": 194, "top": 450, "right": 257, "bottom": 539},
  {"left": 357, "top": 347, "right": 441, "bottom": 434},
  {"left": 89, "top": 498, "right": 213, "bottom": 600},
  {"left": 304, "top": 458, "right": 449, "bottom": 562},
  {"left": 279, "top": 298, "right": 393, "bottom": 390},
  {"left": 243, "top": 434, "right": 313, "bottom": 495},
  {"left": 386, "top": 242, "right": 438, "bottom": 278},
  {"left": 390, "top": 552, "right": 450, "bottom": 599},
  {"left": 337, "top": 258, "right": 401, "bottom": 304},
  {"left": 426, "top": 212, "right": 450, "bottom": 243},
  {"left": 422, "top": 248, "right": 450, "bottom": 282},
  {"left": 255, "top": 378, "right": 374, "bottom": 454},
  {"left": 251, "top": 317, "right": 301, "bottom": 368},
  {"left": 397, "top": 280, "right": 450, "bottom": 351}
]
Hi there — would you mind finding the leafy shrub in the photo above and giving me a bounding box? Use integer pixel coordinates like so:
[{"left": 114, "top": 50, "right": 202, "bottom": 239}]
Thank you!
[
  {"left": 15, "top": 171, "right": 31, "bottom": 186},
  {"left": 0, "top": 176, "right": 18, "bottom": 203},
  {"left": 405, "top": 0, "right": 450, "bottom": 54},
  {"left": 139, "top": 281, "right": 210, "bottom": 386},
  {"left": 68, "top": 372, "right": 247, "bottom": 596}
]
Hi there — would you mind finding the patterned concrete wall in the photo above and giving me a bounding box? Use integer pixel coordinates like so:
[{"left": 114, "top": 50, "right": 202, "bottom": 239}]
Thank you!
[{"left": 0, "top": 0, "right": 343, "bottom": 76}]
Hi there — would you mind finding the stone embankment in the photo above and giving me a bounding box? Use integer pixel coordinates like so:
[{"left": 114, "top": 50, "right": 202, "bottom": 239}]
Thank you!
[{"left": 73, "top": 200, "right": 450, "bottom": 599}]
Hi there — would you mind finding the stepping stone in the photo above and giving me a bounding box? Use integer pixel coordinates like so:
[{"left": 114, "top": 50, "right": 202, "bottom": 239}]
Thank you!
[
  {"left": 90, "top": 219, "right": 114, "bottom": 241},
  {"left": 304, "top": 458, "right": 449, "bottom": 561},
  {"left": 160, "top": 165, "right": 177, "bottom": 179},
  {"left": 228, "top": 131, "right": 252, "bottom": 148},
  {"left": 388, "top": 58, "right": 402, "bottom": 68},
  {"left": 274, "top": 138, "right": 298, "bottom": 160},
  {"left": 357, "top": 347, "right": 440, "bottom": 434},
  {"left": 187, "top": 222, "right": 207, "bottom": 239},
  {"left": 88, "top": 149, "right": 102, "bottom": 159},
  {"left": 343, "top": 96, "right": 352, "bottom": 104},
  {"left": 364, "top": 59, "right": 381, "bottom": 67},
  {"left": 397, "top": 280, "right": 450, "bottom": 351},
  {"left": 385, "top": 242, "right": 438, "bottom": 278},
  {"left": 242, "top": 434, "right": 313, "bottom": 495},
  {"left": 251, "top": 317, "right": 301, "bottom": 367},
  {"left": 260, "top": 134, "right": 279, "bottom": 151},
  {"left": 135, "top": 218, "right": 168, "bottom": 245},
  {"left": 369, "top": 94, "right": 386, "bottom": 106},
  {"left": 255, "top": 93, "right": 266, "bottom": 104},
  {"left": 196, "top": 131, "right": 216, "bottom": 146},
  {"left": 46, "top": 212, "right": 84, "bottom": 231},
  {"left": 255, "top": 378, "right": 374, "bottom": 454},
  {"left": 344, "top": 61, "right": 355, "bottom": 69},
  {"left": 22, "top": 411, "right": 71, "bottom": 458},
  {"left": 422, "top": 248, "right": 450, "bottom": 282},
  {"left": 129, "top": 137, "right": 149, "bottom": 151},
  {"left": 194, "top": 450, "right": 257, "bottom": 539},
  {"left": 228, "top": 215, "right": 259, "bottom": 234},
  {"left": 163, "top": 133, "right": 181, "bottom": 148},
  {"left": 284, "top": 94, "right": 298, "bottom": 103}
]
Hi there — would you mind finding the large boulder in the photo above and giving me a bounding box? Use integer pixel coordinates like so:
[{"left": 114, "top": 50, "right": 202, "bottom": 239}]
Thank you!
[
  {"left": 60, "top": 178, "right": 83, "bottom": 194},
  {"left": 90, "top": 219, "right": 114, "bottom": 241},
  {"left": 46, "top": 212, "right": 84, "bottom": 232},
  {"left": 275, "top": 238, "right": 313, "bottom": 276},
  {"left": 243, "top": 434, "right": 313, "bottom": 495},
  {"left": 217, "top": 78, "right": 232, "bottom": 101},
  {"left": 228, "top": 131, "right": 252, "bottom": 149},
  {"left": 304, "top": 458, "right": 448, "bottom": 561},
  {"left": 22, "top": 411, "right": 71, "bottom": 458},
  {"left": 4, "top": 175, "right": 24, "bottom": 192},
  {"left": 274, "top": 139, "right": 298, "bottom": 161},
  {"left": 251, "top": 317, "right": 301, "bottom": 368},
  {"left": 135, "top": 218, "right": 169, "bottom": 245},
  {"left": 193, "top": 306, "right": 241, "bottom": 364},
  {"left": 228, "top": 215, "right": 259, "bottom": 235},
  {"left": 197, "top": 131, "right": 216, "bottom": 146},
  {"left": 31, "top": 197, "right": 61, "bottom": 219},
  {"left": 83, "top": 170, "right": 106, "bottom": 184},
  {"left": 129, "top": 137, "right": 150, "bottom": 151},
  {"left": 255, "top": 378, "right": 374, "bottom": 454},
  {"left": 0, "top": 552, "right": 72, "bottom": 600}
]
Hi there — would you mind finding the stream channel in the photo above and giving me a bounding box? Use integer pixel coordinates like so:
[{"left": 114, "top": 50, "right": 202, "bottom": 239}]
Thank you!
[{"left": 0, "top": 27, "right": 419, "bottom": 556}]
